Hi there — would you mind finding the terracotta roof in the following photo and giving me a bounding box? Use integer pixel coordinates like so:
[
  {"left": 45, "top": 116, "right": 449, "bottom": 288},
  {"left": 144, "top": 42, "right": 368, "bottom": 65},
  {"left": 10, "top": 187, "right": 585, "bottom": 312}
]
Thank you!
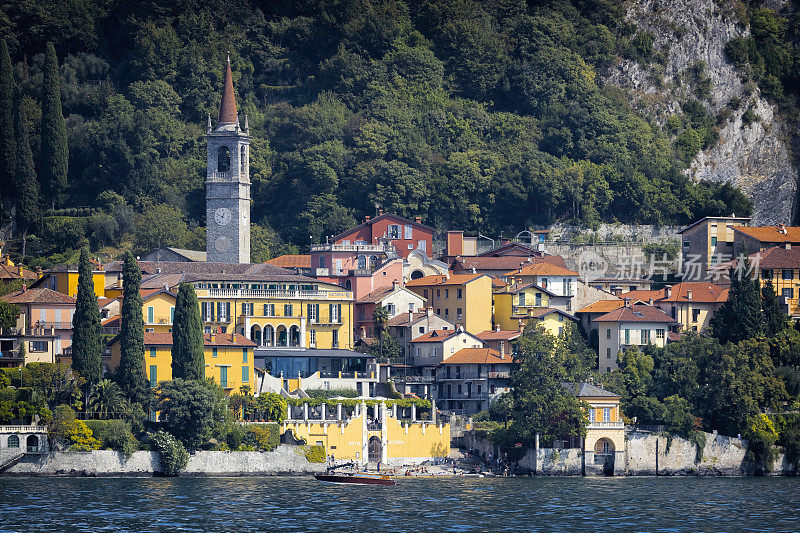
[
  {"left": 441, "top": 348, "right": 508, "bottom": 365},
  {"left": 330, "top": 213, "right": 435, "bottom": 242},
  {"left": 658, "top": 282, "right": 728, "bottom": 303},
  {"left": 668, "top": 331, "right": 684, "bottom": 342},
  {"left": 562, "top": 382, "right": 620, "bottom": 399},
  {"left": 387, "top": 310, "right": 427, "bottom": 327},
  {"left": 101, "top": 316, "right": 120, "bottom": 327},
  {"left": 218, "top": 57, "right": 237, "bottom": 124},
  {"left": 453, "top": 255, "right": 567, "bottom": 272},
  {"left": 476, "top": 330, "right": 522, "bottom": 341},
  {"left": 478, "top": 242, "right": 541, "bottom": 257},
  {"left": 405, "top": 273, "right": 485, "bottom": 287},
  {"left": 141, "top": 288, "right": 176, "bottom": 301},
  {"left": 265, "top": 255, "right": 312, "bottom": 269},
  {"left": 0, "top": 262, "right": 38, "bottom": 281},
  {"left": 411, "top": 329, "right": 461, "bottom": 343},
  {"left": 759, "top": 246, "right": 800, "bottom": 269},
  {"left": 2, "top": 288, "right": 76, "bottom": 305},
  {"left": 733, "top": 225, "right": 800, "bottom": 244},
  {"left": 491, "top": 278, "right": 507, "bottom": 288},
  {"left": 620, "top": 289, "right": 663, "bottom": 301},
  {"left": 357, "top": 285, "right": 399, "bottom": 303},
  {"left": 576, "top": 299, "right": 624, "bottom": 314},
  {"left": 592, "top": 304, "right": 674, "bottom": 324},
  {"left": 494, "top": 281, "right": 558, "bottom": 297},
  {"left": 520, "top": 307, "right": 578, "bottom": 321},
  {"left": 678, "top": 216, "right": 751, "bottom": 234},
  {"left": 143, "top": 331, "right": 256, "bottom": 347},
  {"left": 504, "top": 262, "right": 579, "bottom": 278}
]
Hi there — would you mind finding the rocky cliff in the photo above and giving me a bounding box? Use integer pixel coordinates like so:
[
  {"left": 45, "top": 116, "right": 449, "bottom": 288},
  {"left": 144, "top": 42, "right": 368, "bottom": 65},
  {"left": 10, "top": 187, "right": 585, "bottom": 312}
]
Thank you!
[{"left": 604, "top": 0, "right": 797, "bottom": 225}]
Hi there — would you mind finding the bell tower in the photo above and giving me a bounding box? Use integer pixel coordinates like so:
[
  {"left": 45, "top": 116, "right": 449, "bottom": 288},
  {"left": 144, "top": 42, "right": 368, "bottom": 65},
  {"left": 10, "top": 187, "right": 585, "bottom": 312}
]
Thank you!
[{"left": 206, "top": 55, "right": 250, "bottom": 263}]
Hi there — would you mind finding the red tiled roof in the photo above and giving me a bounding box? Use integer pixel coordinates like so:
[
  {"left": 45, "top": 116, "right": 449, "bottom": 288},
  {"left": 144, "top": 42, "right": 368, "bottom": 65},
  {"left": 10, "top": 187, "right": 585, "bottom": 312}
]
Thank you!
[
  {"left": 759, "top": 246, "right": 800, "bottom": 269},
  {"left": 218, "top": 57, "right": 238, "bottom": 124},
  {"left": 476, "top": 330, "right": 522, "bottom": 341},
  {"left": 102, "top": 316, "right": 120, "bottom": 327},
  {"left": 441, "top": 348, "right": 509, "bottom": 365},
  {"left": 266, "top": 255, "right": 312, "bottom": 269},
  {"left": 520, "top": 307, "right": 578, "bottom": 321},
  {"left": 504, "top": 262, "right": 579, "bottom": 277},
  {"left": 143, "top": 331, "right": 256, "bottom": 347},
  {"left": 387, "top": 310, "right": 427, "bottom": 327},
  {"left": 592, "top": 304, "right": 674, "bottom": 324},
  {"left": 576, "top": 299, "right": 624, "bottom": 314},
  {"left": 0, "top": 262, "right": 38, "bottom": 281},
  {"left": 2, "top": 288, "right": 76, "bottom": 305},
  {"left": 618, "top": 282, "right": 728, "bottom": 304},
  {"left": 454, "top": 255, "right": 567, "bottom": 272},
  {"left": 357, "top": 285, "right": 402, "bottom": 303},
  {"left": 411, "top": 329, "right": 460, "bottom": 343},
  {"left": 405, "top": 273, "right": 485, "bottom": 287},
  {"left": 733, "top": 225, "right": 800, "bottom": 244}
]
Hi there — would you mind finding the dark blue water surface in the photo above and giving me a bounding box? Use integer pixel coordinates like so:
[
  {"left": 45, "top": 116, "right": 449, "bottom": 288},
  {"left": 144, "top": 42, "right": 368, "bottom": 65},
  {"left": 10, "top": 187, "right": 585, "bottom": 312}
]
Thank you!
[{"left": 1, "top": 476, "right": 798, "bottom": 532}]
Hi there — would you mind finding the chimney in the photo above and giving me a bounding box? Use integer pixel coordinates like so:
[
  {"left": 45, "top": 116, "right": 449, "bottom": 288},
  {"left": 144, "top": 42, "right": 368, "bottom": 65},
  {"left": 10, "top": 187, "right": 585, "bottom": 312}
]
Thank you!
[
  {"left": 378, "top": 208, "right": 384, "bottom": 216},
  {"left": 648, "top": 298, "right": 654, "bottom": 306},
  {"left": 499, "top": 342, "right": 505, "bottom": 358},
  {"left": 494, "top": 323, "right": 500, "bottom": 332},
  {"left": 210, "top": 331, "right": 216, "bottom": 343},
  {"left": 365, "top": 215, "right": 371, "bottom": 223},
  {"left": 623, "top": 297, "right": 631, "bottom": 308},
  {"left": 232, "top": 332, "right": 236, "bottom": 342},
  {"left": 686, "top": 289, "right": 693, "bottom": 301},
  {"left": 392, "top": 279, "right": 400, "bottom": 291},
  {"left": 457, "top": 325, "right": 464, "bottom": 333},
  {"left": 18, "top": 265, "right": 23, "bottom": 276},
  {"left": 665, "top": 285, "right": 673, "bottom": 298},
  {"left": 408, "top": 310, "right": 414, "bottom": 322},
  {"left": 415, "top": 216, "right": 422, "bottom": 224},
  {"left": 426, "top": 307, "right": 433, "bottom": 317},
  {"left": 518, "top": 319, "right": 524, "bottom": 332},
  {"left": 786, "top": 243, "right": 792, "bottom": 250}
]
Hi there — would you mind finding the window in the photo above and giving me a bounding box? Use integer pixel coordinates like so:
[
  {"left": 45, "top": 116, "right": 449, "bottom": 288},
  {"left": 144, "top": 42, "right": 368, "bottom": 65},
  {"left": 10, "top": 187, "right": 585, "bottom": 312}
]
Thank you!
[
  {"left": 7, "top": 435, "right": 19, "bottom": 448},
  {"left": 710, "top": 237, "right": 717, "bottom": 246},
  {"left": 202, "top": 302, "right": 213, "bottom": 321},
  {"left": 444, "top": 289, "right": 449, "bottom": 299},
  {"left": 308, "top": 304, "right": 319, "bottom": 323},
  {"left": 783, "top": 288, "right": 795, "bottom": 300},
  {"left": 444, "top": 308, "right": 449, "bottom": 318},
  {"left": 388, "top": 225, "right": 401, "bottom": 239},
  {"left": 606, "top": 348, "right": 611, "bottom": 359},
  {"left": 683, "top": 240, "right": 690, "bottom": 248},
  {"left": 558, "top": 314, "right": 564, "bottom": 322},
  {"left": 147, "top": 306, "right": 154, "bottom": 323},
  {"left": 436, "top": 289, "right": 441, "bottom": 300},
  {"left": 284, "top": 304, "right": 293, "bottom": 317},
  {"left": 386, "top": 303, "right": 395, "bottom": 315},
  {"left": 217, "top": 145, "right": 230, "bottom": 172},
  {"left": 762, "top": 269, "right": 773, "bottom": 280},
  {"left": 329, "top": 304, "right": 341, "bottom": 323},
  {"left": 242, "top": 348, "right": 248, "bottom": 363},
  {"left": 457, "top": 289, "right": 462, "bottom": 299},
  {"left": 419, "top": 326, "right": 425, "bottom": 334},
  {"left": 624, "top": 329, "right": 630, "bottom": 344},
  {"left": 456, "top": 308, "right": 463, "bottom": 320},
  {"left": 264, "top": 304, "right": 275, "bottom": 317},
  {"left": 535, "top": 293, "right": 542, "bottom": 306},
  {"left": 29, "top": 341, "right": 47, "bottom": 352},
  {"left": 558, "top": 326, "right": 564, "bottom": 335},
  {"left": 170, "top": 306, "right": 175, "bottom": 324},
  {"left": 310, "top": 329, "right": 317, "bottom": 347},
  {"left": 240, "top": 145, "right": 246, "bottom": 174},
  {"left": 220, "top": 366, "right": 228, "bottom": 389},
  {"left": 149, "top": 348, "right": 156, "bottom": 358},
  {"left": 212, "top": 348, "right": 218, "bottom": 358},
  {"left": 518, "top": 293, "right": 526, "bottom": 306},
  {"left": 692, "top": 309, "right": 701, "bottom": 323},
  {"left": 603, "top": 408, "right": 610, "bottom": 422},
  {"left": 217, "top": 302, "right": 231, "bottom": 322},
  {"left": 332, "top": 329, "right": 339, "bottom": 348},
  {"left": 150, "top": 365, "right": 157, "bottom": 387},
  {"left": 436, "top": 308, "right": 441, "bottom": 315},
  {"left": 418, "top": 240, "right": 426, "bottom": 252},
  {"left": 606, "top": 329, "right": 611, "bottom": 339},
  {"left": 319, "top": 256, "right": 325, "bottom": 269},
  {"left": 423, "top": 289, "right": 428, "bottom": 299},
  {"left": 783, "top": 269, "right": 794, "bottom": 280},
  {"left": 204, "top": 326, "right": 211, "bottom": 333},
  {"left": 641, "top": 329, "right": 650, "bottom": 344},
  {"left": 242, "top": 366, "right": 249, "bottom": 384},
  {"left": 656, "top": 329, "right": 665, "bottom": 340},
  {"left": 404, "top": 225, "right": 412, "bottom": 239}
]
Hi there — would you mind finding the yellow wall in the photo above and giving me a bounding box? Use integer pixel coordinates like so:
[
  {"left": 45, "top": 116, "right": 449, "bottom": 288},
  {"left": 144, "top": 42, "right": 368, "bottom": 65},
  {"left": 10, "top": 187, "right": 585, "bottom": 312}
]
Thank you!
[
  {"left": 409, "top": 278, "right": 492, "bottom": 335},
  {"left": 655, "top": 301, "right": 718, "bottom": 333},
  {"left": 285, "top": 411, "right": 450, "bottom": 464},
  {"left": 494, "top": 286, "right": 552, "bottom": 331},
  {"left": 761, "top": 270, "right": 800, "bottom": 317},
  {"left": 109, "top": 342, "right": 254, "bottom": 395},
  {"left": 143, "top": 293, "right": 176, "bottom": 333},
  {"left": 50, "top": 271, "right": 106, "bottom": 298}
]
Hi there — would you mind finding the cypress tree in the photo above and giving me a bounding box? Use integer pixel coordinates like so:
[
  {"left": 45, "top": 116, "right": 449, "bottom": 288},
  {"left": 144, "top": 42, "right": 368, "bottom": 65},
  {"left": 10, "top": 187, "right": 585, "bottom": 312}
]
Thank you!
[
  {"left": 0, "top": 39, "right": 14, "bottom": 199},
  {"left": 39, "top": 42, "right": 68, "bottom": 209},
  {"left": 13, "top": 95, "right": 40, "bottom": 257},
  {"left": 711, "top": 243, "right": 764, "bottom": 344},
  {"left": 762, "top": 278, "right": 787, "bottom": 337},
  {"left": 117, "top": 252, "right": 149, "bottom": 403},
  {"left": 171, "top": 283, "right": 205, "bottom": 380},
  {"left": 71, "top": 247, "right": 102, "bottom": 384}
]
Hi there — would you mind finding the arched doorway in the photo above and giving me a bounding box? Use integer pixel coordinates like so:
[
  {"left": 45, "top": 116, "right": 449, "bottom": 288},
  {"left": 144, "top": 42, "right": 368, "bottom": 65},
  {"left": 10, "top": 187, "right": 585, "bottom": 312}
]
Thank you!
[
  {"left": 263, "top": 326, "right": 274, "bottom": 347},
  {"left": 594, "top": 438, "right": 615, "bottom": 475},
  {"left": 250, "top": 324, "right": 262, "bottom": 346},
  {"left": 369, "top": 256, "right": 379, "bottom": 272},
  {"left": 289, "top": 326, "right": 301, "bottom": 347},
  {"left": 410, "top": 270, "right": 424, "bottom": 280},
  {"left": 368, "top": 436, "right": 382, "bottom": 463},
  {"left": 26, "top": 435, "right": 39, "bottom": 452},
  {"left": 276, "top": 326, "right": 288, "bottom": 347},
  {"left": 345, "top": 279, "right": 352, "bottom": 290}
]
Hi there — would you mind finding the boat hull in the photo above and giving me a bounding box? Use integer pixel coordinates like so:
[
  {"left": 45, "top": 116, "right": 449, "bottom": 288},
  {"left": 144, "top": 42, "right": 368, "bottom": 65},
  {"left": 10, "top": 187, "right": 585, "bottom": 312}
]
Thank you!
[{"left": 314, "top": 474, "right": 396, "bottom": 485}]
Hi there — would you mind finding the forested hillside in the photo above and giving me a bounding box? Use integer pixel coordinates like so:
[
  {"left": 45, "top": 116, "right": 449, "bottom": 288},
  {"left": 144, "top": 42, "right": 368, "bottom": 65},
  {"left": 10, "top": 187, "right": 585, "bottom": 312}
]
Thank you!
[{"left": 0, "top": 0, "right": 765, "bottom": 266}]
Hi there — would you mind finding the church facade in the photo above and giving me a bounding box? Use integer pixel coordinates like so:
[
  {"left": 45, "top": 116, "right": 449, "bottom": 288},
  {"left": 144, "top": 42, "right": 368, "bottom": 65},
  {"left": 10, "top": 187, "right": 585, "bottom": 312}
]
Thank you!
[{"left": 206, "top": 56, "right": 251, "bottom": 264}]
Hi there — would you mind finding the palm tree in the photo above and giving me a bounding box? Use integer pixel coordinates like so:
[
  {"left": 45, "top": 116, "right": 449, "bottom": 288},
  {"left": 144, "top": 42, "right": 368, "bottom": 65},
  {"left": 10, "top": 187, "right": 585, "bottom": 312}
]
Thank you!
[{"left": 87, "top": 379, "right": 125, "bottom": 419}]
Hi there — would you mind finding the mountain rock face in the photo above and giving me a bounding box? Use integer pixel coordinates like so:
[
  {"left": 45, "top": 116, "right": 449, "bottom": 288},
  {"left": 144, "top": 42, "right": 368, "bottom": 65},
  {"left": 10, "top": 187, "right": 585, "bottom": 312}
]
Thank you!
[{"left": 604, "top": 0, "right": 797, "bottom": 225}]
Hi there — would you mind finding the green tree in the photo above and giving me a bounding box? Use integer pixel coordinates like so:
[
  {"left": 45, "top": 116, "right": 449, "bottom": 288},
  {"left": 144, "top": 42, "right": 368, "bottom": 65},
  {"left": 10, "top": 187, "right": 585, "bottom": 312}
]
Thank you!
[
  {"left": 171, "top": 283, "right": 204, "bottom": 381},
  {"left": 13, "top": 95, "right": 40, "bottom": 257},
  {"left": 116, "top": 252, "right": 149, "bottom": 404},
  {"left": 711, "top": 245, "right": 763, "bottom": 344},
  {"left": 87, "top": 379, "right": 125, "bottom": 419},
  {"left": 157, "top": 378, "right": 216, "bottom": 449},
  {"left": 762, "top": 278, "right": 787, "bottom": 337},
  {"left": 0, "top": 39, "right": 14, "bottom": 198},
  {"left": 39, "top": 42, "right": 68, "bottom": 209},
  {"left": 0, "top": 301, "right": 19, "bottom": 329},
  {"left": 71, "top": 247, "right": 102, "bottom": 385}
]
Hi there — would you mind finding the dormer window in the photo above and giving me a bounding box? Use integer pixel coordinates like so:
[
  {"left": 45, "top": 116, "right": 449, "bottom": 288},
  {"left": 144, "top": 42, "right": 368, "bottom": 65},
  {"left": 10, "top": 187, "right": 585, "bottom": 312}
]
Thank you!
[{"left": 217, "top": 146, "right": 230, "bottom": 172}]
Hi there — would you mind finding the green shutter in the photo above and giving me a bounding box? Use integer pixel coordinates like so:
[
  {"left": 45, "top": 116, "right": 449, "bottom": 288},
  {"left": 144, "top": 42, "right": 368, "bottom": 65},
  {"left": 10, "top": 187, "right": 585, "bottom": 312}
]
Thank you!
[{"left": 149, "top": 365, "right": 157, "bottom": 387}]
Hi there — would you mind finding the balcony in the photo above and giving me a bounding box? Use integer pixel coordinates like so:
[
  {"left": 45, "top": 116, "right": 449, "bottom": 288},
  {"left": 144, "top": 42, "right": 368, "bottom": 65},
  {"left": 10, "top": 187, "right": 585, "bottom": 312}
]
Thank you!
[
  {"left": 203, "top": 288, "right": 351, "bottom": 301},
  {"left": 488, "top": 371, "right": 510, "bottom": 379},
  {"left": 310, "top": 243, "right": 395, "bottom": 254},
  {"left": 587, "top": 421, "right": 624, "bottom": 429},
  {"left": 37, "top": 321, "right": 73, "bottom": 329}
]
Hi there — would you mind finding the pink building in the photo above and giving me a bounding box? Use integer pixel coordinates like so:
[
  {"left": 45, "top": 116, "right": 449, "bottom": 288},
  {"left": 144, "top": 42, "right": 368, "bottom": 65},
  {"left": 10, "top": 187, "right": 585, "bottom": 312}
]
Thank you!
[
  {"left": 326, "top": 212, "right": 434, "bottom": 260},
  {"left": 1, "top": 288, "right": 76, "bottom": 363}
]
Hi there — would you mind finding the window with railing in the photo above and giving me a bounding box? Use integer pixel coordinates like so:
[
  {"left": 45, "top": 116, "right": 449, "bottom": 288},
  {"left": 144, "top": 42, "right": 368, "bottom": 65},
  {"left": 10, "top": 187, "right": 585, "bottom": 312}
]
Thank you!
[{"left": 220, "top": 366, "right": 228, "bottom": 389}]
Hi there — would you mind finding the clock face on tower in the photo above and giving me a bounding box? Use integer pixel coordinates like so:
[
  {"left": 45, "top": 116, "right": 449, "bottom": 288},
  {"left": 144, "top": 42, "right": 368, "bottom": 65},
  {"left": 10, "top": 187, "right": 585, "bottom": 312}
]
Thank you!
[{"left": 214, "top": 207, "right": 232, "bottom": 226}]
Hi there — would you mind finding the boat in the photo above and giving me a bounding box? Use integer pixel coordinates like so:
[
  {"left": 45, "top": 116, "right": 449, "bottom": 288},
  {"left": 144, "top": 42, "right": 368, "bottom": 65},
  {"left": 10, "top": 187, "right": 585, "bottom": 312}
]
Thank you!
[{"left": 315, "top": 463, "right": 397, "bottom": 485}]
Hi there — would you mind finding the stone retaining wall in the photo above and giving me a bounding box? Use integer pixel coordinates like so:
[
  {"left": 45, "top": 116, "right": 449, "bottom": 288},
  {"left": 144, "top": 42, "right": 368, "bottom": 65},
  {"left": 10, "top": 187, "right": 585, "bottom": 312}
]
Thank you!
[{"left": 3, "top": 445, "right": 326, "bottom": 477}]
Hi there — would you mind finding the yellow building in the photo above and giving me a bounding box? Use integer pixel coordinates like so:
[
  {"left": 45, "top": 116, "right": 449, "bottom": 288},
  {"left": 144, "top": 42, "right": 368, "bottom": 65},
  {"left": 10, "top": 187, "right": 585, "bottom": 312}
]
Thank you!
[
  {"left": 108, "top": 331, "right": 256, "bottom": 395},
  {"left": 564, "top": 382, "right": 625, "bottom": 467},
  {"left": 32, "top": 264, "right": 107, "bottom": 298},
  {"left": 141, "top": 288, "right": 177, "bottom": 333},
  {"left": 758, "top": 245, "right": 800, "bottom": 318},
  {"left": 678, "top": 216, "right": 751, "bottom": 281},
  {"left": 620, "top": 282, "right": 728, "bottom": 333},
  {"left": 406, "top": 273, "right": 492, "bottom": 335},
  {"left": 493, "top": 282, "right": 559, "bottom": 330},
  {"left": 284, "top": 401, "right": 450, "bottom": 466}
]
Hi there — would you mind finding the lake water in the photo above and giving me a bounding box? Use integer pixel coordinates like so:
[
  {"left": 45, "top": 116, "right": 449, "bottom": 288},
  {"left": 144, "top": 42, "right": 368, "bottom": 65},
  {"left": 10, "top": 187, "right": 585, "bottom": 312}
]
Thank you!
[{"left": 1, "top": 476, "right": 798, "bottom": 532}]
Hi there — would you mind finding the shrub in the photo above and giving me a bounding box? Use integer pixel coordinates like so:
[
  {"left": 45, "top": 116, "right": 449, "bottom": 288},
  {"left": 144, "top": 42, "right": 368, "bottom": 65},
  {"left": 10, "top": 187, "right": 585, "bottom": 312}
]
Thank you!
[
  {"left": 243, "top": 424, "right": 280, "bottom": 452},
  {"left": 150, "top": 430, "right": 188, "bottom": 476},
  {"left": 745, "top": 414, "right": 778, "bottom": 474},
  {"left": 255, "top": 393, "right": 287, "bottom": 423},
  {"left": 305, "top": 388, "right": 359, "bottom": 399},
  {"left": 298, "top": 445, "right": 325, "bottom": 463},
  {"left": 226, "top": 425, "right": 244, "bottom": 450},
  {"left": 50, "top": 405, "right": 100, "bottom": 451},
  {"left": 84, "top": 420, "right": 139, "bottom": 458}
]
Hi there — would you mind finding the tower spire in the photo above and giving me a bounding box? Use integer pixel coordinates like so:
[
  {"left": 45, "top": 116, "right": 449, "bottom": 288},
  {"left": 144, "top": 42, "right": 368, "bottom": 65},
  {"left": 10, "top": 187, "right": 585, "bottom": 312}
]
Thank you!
[{"left": 218, "top": 53, "right": 237, "bottom": 125}]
